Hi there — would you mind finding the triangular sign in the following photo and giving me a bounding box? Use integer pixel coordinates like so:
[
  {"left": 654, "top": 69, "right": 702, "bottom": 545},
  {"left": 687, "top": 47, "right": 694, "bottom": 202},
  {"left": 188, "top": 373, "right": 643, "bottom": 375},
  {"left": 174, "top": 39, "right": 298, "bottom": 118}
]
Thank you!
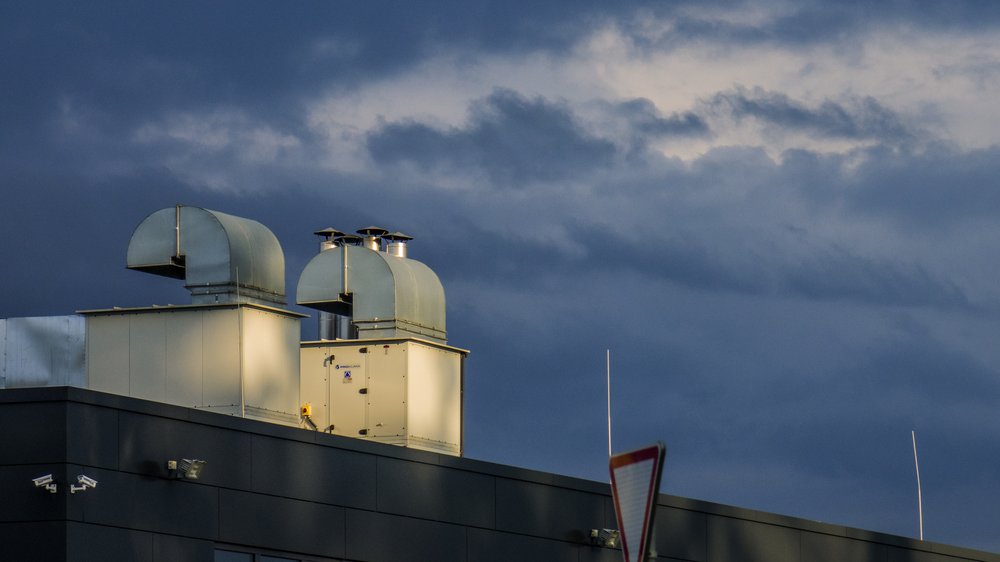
[{"left": 609, "top": 443, "right": 666, "bottom": 562}]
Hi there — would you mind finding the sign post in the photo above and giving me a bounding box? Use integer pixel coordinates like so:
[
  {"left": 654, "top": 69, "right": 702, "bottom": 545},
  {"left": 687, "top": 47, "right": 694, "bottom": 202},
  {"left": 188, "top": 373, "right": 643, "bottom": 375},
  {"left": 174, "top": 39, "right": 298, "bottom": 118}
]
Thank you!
[{"left": 609, "top": 442, "right": 666, "bottom": 562}]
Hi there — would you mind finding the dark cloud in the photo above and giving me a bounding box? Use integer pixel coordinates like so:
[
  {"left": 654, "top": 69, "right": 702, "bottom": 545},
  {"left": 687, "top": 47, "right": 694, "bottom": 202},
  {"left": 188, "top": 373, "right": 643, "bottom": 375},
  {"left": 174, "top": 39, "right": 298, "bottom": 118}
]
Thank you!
[
  {"left": 826, "top": 143, "right": 1000, "bottom": 228},
  {"left": 615, "top": 98, "right": 710, "bottom": 138},
  {"left": 707, "top": 87, "right": 914, "bottom": 142},
  {"left": 367, "top": 88, "right": 616, "bottom": 186},
  {"left": 626, "top": 1, "right": 1000, "bottom": 51}
]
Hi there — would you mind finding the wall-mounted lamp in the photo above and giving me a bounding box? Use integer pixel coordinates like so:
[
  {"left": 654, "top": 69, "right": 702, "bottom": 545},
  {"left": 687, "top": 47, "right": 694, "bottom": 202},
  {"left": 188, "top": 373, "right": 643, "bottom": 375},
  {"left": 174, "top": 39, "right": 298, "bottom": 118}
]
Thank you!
[
  {"left": 590, "top": 528, "right": 620, "bottom": 548},
  {"left": 70, "top": 475, "right": 98, "bottom": 494},
  {"left": 32, "top": 474, "right": 57, "bottom": 494},
  {"left": 167, "top": 458, "right": 207, "bottom": 480}
]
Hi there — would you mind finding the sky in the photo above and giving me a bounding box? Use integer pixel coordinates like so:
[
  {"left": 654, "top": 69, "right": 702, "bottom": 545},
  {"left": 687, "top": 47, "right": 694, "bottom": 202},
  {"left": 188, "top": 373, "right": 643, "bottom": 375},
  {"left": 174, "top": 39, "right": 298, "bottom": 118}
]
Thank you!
[{"left": 4, "top": 0, "right": 1000, "bottom": 552}]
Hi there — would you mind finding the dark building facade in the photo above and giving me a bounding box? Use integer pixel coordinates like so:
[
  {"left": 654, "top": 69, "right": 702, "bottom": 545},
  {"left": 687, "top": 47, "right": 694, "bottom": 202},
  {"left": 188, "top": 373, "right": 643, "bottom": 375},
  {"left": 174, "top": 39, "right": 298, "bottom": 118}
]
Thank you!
[{"left": 1, "top": 386, "right": 996, "bottom": 562}]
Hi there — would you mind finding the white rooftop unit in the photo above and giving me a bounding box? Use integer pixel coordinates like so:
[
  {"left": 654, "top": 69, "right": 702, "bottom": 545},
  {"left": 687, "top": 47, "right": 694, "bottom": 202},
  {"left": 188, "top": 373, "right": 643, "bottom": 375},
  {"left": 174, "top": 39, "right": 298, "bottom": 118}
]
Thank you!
[{"left": 300, "top": 338, "right": 467, "bottom": 455}]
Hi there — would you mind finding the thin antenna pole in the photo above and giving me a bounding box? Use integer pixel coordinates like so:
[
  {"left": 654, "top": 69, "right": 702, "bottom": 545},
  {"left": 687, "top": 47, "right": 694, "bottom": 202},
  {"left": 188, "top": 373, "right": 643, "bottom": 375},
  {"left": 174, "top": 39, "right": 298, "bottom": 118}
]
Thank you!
[
  {"left": 606, "top": 349, "right": 612, "bottom": 457},
  {"left": 912, "top": 430, "right": 924, "bottom": 540}
]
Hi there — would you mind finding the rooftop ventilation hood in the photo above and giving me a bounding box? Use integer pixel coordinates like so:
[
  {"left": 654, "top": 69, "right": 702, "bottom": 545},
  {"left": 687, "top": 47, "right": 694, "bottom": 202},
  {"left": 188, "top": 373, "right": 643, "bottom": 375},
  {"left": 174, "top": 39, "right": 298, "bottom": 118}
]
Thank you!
[
  {"left": 296, "top": 243, "right": 447, "bottom": 343},
  {"left": 126, "top": 205, "right": 286, "bottom": 306}
]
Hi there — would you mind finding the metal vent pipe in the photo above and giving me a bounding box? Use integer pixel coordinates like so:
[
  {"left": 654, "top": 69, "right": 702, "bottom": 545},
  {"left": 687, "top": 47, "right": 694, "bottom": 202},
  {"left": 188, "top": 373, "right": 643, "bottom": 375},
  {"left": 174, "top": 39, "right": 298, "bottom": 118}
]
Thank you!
[{"left": 313, "top": 228, "right": 344, "bottom": 340}]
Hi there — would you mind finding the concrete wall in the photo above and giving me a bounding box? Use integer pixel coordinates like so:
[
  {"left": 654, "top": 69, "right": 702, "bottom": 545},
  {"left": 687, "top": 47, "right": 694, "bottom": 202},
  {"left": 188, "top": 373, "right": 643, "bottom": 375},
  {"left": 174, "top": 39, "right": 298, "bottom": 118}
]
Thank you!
[{"left": 0, "top": 387, "right": 996, "bottom": 562}]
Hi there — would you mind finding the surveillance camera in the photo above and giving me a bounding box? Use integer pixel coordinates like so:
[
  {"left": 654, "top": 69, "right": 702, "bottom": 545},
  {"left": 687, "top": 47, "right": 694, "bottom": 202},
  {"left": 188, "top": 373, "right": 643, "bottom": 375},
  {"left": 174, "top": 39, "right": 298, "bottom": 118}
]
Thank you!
[
  {"left": 32, "top": 474, "right": 57, "bottom": 493},
  {"left": 33, "top": 474, "right": 54, "bottom": 487},
  {"left": 76, "top": 475, "right": 98, "bottom": 489}
]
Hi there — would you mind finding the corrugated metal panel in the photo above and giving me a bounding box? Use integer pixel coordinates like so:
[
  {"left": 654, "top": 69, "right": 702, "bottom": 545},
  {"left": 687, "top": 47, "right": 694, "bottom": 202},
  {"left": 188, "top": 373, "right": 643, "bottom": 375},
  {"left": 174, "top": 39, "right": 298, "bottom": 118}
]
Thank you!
[
  {"left": 0, "top": 319, "right": 6, "bottom": 388},
  {"left": 1, "top": 316, "right": 85, "bottom": 388}
]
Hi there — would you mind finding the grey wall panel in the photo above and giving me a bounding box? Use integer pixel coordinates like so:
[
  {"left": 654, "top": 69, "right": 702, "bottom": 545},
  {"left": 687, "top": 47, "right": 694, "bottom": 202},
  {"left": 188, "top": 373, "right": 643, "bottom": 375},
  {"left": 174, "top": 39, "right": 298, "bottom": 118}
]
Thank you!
[
  {"left": 87, "top": 314, "right": 131, "bottom": 395},
  {"left": 0, "top": 465, "right": 67, "bottom": 522},
  {"left": 67, "top": 521, "right": 153, "bottom": 562},
  {"left": 376, "top": 456, "right": 495, "bottom": 527},
  {"left": 495, "top": 477, "right": 605, "bottom": 542},
  {"left": 75, "top": 467, "right": 219, "bottom": 540},
  {"left": 707, "top": 516, "right": 800, "bottom": 562},
  {"left": 66, "top": 402, "right": 118, "bottom": 469},
  {"left": 802, "top": 532, "right": 886, "bottom": 562},
  {"left": 467, "top": 527, "right": 578, "bottom": 562},
  {"left": 652, "top": 504, "right": 709, "bottom": 562},
  {"left": 251, "top": 435, "right": 376, "bottom": 510},
  {"left": 0, "top": 402, "right": 66, "bottom": 464},
  {"left": 129, "top": 313, "right": 168, "bottom": 402},
  {"left": 0, "top": 521, "right": 66, "bottom": 561},
  {"left": 887, "top": 547, "right": 974, "bottom": 562},
  {"left": 220, "top": 489, "right": 346, "bottom": 559},
  {"left": 153, "top": 533, "right": 214, "bottom": 562},
  {"left": 345, "top": 509, "right": 466, "bottom": 562},
  {"left": 579, "top": 545, "right": 630, "bottom": 562},
  {"left": 117, "top": 411, "right": 253, "bottom": 490}
]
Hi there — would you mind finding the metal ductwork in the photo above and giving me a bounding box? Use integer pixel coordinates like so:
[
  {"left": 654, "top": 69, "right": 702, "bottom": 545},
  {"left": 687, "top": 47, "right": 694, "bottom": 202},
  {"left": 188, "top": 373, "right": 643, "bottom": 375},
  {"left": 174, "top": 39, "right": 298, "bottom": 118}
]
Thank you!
[
  {"left": 296, "top": 243, "right": 447, "bottom": 343},
  {"left": 126, "top": 205, "right": 286, "bottom": 305}
]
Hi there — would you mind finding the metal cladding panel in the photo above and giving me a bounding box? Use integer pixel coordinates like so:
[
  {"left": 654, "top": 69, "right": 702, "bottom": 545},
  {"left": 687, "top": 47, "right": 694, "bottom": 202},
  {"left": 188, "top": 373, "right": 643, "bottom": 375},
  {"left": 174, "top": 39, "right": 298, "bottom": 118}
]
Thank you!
[
  {"left": 219, "top": 489, "right": 346, "bottom": 559},
  {"left": 201, "top": 308, "right": 241, "bottom": 409},
  {"left": 345, "top": 509, "right": 466, "bottom": 562},
  {"left": 801, "top": 533, "right": 886, "bottom": 562},
  {"left": 299, "top": 346, "right": 330, "bottom": 430},
  {"left": 707, "top": 515, "right": 800, "bottom": 562},
  {"left": 1, "top": 315, "right": 85, "bottom": 388},
  {"left": 128, "top": 313, "right": 167, "bottom": 402},
  {"left": 86, "top": 315, "right": 130, "bottom": 395},
  {"left": 327, "top": 346, "right": 367, "bottom": 436},
  {"left": 164, "top": 312, "right": 204, "bottom": 407},
  {"left": 251, "top": 435, "right": 377, "bottom": 509},
  {"left": 367, "top": 342, "right": 407, "bottom": 438},
  {"left": 467, "top": 528, "right": 579, "bottom": 562},
  {"left": 376, "top": 456, "right": 495, "bottom": 527},
  {"left": 66, "top": 521, "right": 154, "bottom": 562},
  {"left": 406, "top": 342, "right": 461, "bottom": 454},
  {"left": 241, "top": 307, "right": 299, "bottom": 424}
]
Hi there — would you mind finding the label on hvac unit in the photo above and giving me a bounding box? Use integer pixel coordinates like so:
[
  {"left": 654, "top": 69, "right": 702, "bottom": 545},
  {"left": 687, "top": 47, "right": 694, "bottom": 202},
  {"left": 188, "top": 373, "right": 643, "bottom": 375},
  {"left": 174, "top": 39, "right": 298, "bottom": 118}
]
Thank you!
[{"left": 342, "top": 370, "right": 353, "bottom": 383}]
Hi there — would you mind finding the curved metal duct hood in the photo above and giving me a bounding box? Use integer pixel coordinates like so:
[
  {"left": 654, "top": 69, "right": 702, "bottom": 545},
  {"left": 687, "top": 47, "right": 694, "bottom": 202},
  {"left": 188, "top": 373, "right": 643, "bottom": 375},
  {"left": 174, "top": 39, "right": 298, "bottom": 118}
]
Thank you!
[
  {"left": 127, "top": 205, "right": 286, "bottom": 305},
  {"left": 296, "top": 245, "right": 446, "bottom": 343}
]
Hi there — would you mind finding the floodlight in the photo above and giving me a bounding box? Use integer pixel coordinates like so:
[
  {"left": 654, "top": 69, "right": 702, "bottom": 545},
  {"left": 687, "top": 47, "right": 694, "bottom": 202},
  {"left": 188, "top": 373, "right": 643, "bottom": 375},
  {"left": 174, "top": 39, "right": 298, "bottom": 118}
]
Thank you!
[
  {"left": 589, "top": 528, "right": 620, "bottom": 548},
  {"left": 168, "top": 458, "right": 207, "bottom": 480},
  {"left": 32, "top": 474, "right": 57, "bottom": 493}
]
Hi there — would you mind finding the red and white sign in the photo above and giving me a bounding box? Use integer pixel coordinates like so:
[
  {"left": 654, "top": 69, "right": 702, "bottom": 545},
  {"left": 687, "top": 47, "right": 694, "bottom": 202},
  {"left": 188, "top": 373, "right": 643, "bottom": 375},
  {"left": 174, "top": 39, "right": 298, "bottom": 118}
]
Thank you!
[{"left": 609, "top": 442, "right": 666, "bottom": 562}]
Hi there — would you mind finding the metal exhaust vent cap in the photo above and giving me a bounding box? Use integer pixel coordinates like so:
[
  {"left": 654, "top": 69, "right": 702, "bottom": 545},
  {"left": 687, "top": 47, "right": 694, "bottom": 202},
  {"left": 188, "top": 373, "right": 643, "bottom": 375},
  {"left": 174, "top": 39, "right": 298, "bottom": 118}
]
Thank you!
[
  {"left": 314, "top": 227, "right": 344, "bottom": 252},
  {"left": 356, "top": 226, "right": 388, "bottom": 251},
  {"left": 383, "top": 232, "right": 414, "bottom": 258}
]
